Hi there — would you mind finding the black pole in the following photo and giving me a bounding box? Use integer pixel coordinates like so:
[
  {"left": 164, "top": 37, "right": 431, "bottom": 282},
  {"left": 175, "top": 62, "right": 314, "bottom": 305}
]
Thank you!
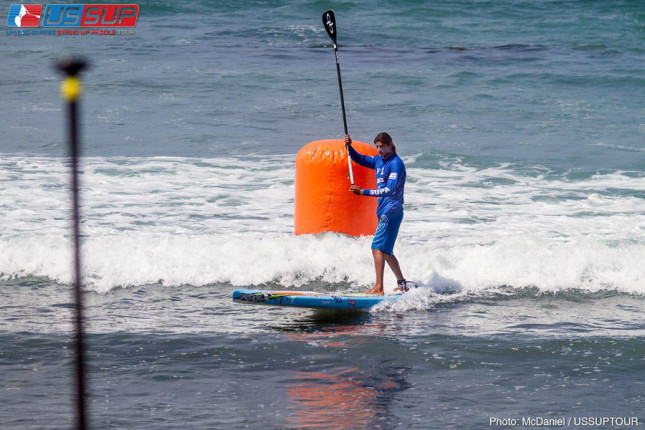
[
  {"left": 322, "top": 9, "right": 355, "bottom": 184},
  {"left": 56, "top": 57, "right": 89, "bottom": 430},
  {"left": 322, "top": 9, "right": 349, "bottom": 135},
  {"left": 334, "top": 44, "right": 349, "bottom": 136}
]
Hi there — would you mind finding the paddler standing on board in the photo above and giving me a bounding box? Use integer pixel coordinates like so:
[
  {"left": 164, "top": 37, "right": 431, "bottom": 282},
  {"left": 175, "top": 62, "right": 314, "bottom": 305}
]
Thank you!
[{"left": 345, "top": 132, "right": 410, "bottom": 295}]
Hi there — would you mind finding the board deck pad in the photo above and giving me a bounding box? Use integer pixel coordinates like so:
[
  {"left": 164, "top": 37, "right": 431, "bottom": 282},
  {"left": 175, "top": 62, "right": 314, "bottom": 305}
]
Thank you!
[{"left": 232, "top": 289, "right": 401, "bottom": 310}]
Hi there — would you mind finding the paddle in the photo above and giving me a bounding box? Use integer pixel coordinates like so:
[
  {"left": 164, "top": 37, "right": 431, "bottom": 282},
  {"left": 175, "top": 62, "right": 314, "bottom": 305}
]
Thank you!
[{"left": 322, "top": 9, "right": 355, "bottom": 185}]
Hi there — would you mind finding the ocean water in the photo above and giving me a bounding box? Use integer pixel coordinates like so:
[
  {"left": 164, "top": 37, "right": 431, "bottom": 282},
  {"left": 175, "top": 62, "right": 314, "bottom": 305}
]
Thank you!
[{"left": 1, "top": 1, "right": 644, "bottom": 428}]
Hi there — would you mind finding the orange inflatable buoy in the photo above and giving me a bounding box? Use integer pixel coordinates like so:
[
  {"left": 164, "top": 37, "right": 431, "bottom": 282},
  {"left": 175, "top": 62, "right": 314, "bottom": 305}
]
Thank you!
[{"left": 295, "top": 139, "right": 378, "bottom": 236}]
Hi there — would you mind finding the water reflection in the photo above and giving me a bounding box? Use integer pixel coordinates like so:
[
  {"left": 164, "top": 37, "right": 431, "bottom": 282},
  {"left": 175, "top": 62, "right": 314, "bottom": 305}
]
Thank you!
[
  {"left": 280, "top": 320, "right": 411, "bottom": 429},
  {"left": 287, "top": 367, "right": 386, "bottom": 428}
]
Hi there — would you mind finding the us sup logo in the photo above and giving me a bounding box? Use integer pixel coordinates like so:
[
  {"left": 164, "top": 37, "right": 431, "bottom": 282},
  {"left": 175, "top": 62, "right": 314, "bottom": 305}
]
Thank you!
[{"left": 6, "top": 4, "right": 139, "bottom": 36}]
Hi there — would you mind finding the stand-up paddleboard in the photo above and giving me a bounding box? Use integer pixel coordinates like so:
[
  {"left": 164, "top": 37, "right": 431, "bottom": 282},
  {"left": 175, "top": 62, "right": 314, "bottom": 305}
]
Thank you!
[{"left": 232, "top": 289, "right": 401, "bottom": 310}]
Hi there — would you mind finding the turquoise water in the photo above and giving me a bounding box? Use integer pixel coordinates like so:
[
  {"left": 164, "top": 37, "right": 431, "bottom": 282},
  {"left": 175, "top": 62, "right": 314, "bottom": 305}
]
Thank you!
[{"left": 1, "top": 1, "right": 643, "bottom": 428}]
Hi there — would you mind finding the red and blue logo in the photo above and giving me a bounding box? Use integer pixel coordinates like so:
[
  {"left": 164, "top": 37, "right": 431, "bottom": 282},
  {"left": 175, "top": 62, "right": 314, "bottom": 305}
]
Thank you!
[
  {"left": 7, "top": 4, "right": 139, "bottom": 28},
  {"left": 7, "top": 4, "right": 42, "bottom": 27}
]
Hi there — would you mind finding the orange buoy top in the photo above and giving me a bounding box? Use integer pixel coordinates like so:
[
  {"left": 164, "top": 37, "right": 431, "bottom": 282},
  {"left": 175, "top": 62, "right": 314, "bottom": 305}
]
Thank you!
[{"left": 295, "top": 139, "right": 378, "bottom": 236}]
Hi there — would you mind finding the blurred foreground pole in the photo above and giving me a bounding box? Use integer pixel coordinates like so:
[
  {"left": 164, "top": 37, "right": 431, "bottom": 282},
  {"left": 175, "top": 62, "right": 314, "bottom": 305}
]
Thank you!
[{"left": 56, "top": 57, "right": 89, "bottom": 430}]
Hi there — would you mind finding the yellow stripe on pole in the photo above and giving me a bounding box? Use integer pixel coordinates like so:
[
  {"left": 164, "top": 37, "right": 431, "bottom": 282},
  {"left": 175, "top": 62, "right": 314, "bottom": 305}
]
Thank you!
[{"left": 61, "top": 76, "right": 82, "bottom": 102}]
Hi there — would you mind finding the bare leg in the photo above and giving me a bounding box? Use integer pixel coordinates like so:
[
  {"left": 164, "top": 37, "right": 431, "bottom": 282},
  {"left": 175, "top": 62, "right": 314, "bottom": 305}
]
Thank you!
[
  {"left": 365, "top": 250, "right": 407, "bottom": 295},
  {"left": 384, "top": 253, "right": 404, "bottom": 282},
  {"left": 365, "top": 248, "right": 386, "bottom": 295},
  {"left": 365, "top": 249, "right": 406, "bottom": 295}
]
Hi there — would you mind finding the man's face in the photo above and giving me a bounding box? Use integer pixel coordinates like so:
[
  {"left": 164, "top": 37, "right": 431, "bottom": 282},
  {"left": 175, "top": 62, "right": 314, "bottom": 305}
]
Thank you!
[{"left": 375, "top": 141, "right": 393, "bottom": 159}]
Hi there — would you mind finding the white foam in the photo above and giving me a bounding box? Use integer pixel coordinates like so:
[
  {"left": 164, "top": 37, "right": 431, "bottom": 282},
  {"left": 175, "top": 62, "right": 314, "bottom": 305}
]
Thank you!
[{"left": 0, "top": 156, "right": 642, "bottom": 296}]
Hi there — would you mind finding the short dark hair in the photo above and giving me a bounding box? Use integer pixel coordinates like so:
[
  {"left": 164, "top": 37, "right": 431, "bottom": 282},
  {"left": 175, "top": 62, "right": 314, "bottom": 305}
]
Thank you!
[{"left": 374, "top": 132, "right": 396, "bottom": 153}]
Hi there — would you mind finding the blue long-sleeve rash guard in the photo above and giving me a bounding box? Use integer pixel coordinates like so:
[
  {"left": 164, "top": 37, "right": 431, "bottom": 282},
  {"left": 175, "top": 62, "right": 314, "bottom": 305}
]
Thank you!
[{"left": 347, "top": 144, "right": 406, "bottom": 217}]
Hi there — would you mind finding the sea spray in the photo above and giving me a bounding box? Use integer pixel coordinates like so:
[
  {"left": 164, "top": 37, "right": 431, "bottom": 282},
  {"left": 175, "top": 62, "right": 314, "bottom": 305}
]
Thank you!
[{"left": 1, "top": 156, "right": 642, "bottom": 296}]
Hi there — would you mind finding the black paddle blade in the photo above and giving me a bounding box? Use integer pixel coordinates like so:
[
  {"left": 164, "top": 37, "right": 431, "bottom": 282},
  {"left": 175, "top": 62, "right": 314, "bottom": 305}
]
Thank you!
[{"left": 322, "top": 9, "right": 337, "bottom": 44}]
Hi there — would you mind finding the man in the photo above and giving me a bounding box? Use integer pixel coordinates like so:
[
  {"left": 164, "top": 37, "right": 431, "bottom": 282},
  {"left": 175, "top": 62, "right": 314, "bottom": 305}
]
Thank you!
[{"left": 345, "top": 132, "right": 409, "bottom": 295}]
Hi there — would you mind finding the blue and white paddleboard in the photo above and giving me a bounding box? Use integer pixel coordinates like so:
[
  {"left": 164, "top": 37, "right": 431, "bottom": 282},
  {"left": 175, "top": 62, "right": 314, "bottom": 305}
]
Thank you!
[{"left": 232, "top": 289, "right": 401, "bottom": 310}]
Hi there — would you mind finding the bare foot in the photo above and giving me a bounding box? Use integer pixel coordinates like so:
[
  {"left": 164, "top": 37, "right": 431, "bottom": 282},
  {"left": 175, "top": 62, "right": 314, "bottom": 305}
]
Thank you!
[{"left": 364, "top": 286, "right": 384, "bottom": 295}]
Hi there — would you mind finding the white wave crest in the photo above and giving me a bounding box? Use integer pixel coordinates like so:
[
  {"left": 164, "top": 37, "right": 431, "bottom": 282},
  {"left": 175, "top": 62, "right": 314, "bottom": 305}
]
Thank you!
[{"left": 0, "top": 156, "right": 642, "bottom": 295}]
